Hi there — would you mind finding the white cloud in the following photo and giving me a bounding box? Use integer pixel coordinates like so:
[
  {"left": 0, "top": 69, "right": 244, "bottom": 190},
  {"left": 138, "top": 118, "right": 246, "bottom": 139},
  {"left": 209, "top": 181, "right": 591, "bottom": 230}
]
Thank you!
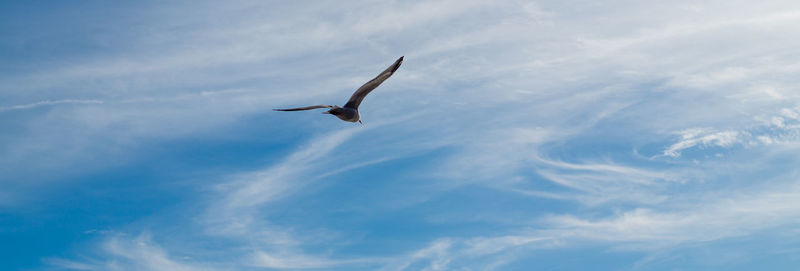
[
  {"left": 661, "top": 105, "right": 800, "bottom": 157},
  {"left": 532, "top": 157, "right": 671, "bottom": 205},
  {"left": 380, "top": 177, "right": 800, "bottom": 269},
  {"left": 382, "top": 235, "right": 562, "bottom": 271},
  {"left": 663, "top": 129, "right": 741, "bottom": 157},
  {"left": 47, "top": 234, "right": 215, "bottom": 271},
  {"left": 0, "top": 99, "right": 105, "bottom": 111},
  {"left": 544, "top": 180, "right": 800, "bottom": 248},
  {"left": 249, "top": 250, "right": 379, "bottom": 269}
]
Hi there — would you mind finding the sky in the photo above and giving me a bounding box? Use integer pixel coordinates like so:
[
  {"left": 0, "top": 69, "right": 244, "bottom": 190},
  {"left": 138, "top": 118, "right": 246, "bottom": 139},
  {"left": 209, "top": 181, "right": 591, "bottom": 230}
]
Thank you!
[{"left": 2, "top": 0, "right": 800, "bottom": 270}]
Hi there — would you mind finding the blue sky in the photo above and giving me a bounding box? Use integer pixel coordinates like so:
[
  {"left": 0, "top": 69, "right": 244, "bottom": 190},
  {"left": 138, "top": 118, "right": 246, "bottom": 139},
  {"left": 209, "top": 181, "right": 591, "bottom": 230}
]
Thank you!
[{"left": 2, "top": 0, "right": 800, "bottom": 270}]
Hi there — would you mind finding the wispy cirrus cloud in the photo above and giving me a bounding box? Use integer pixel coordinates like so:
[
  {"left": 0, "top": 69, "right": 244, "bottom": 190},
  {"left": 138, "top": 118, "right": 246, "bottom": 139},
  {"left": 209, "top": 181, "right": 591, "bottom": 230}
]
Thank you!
[
  {"left": 663, "top": 128, "right": 741, "bottom": 157},
  {"left": 662, "top": 105, "right": 800, "bottom": 157},
  {"left": 6, "top": 0, "right": 800, "bottom": 270},
  {"left": 0, "top": 99, "right": 104, "bottom": 111},
  {"left": 46, "top": 234, "right": 216, "bottom": 271}
]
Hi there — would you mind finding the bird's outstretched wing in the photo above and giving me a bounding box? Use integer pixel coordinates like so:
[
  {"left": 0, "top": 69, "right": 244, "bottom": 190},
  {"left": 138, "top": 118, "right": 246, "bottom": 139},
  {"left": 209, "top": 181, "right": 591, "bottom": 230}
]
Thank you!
[
  {"left": 344, "top": 56, "right": 403, "bottom": 109},
  {"left": 273, "top": 105, "right": 334, "bottom": 111}
]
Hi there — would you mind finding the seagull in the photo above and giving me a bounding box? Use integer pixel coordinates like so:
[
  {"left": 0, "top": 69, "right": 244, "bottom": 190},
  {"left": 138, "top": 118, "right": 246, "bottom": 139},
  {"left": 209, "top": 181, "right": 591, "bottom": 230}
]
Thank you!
[{"left": 274, "top": 56, "right": 404, "bottom": 124}]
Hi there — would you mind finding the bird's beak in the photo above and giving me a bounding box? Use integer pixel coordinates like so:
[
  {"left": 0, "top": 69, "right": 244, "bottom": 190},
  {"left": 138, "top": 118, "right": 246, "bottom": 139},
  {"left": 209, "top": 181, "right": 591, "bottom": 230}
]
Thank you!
[
  {"left": 359, "top": 120, "right": 363, "bottom": 124},
  {"left": 322, "top": 111, "right": 330, "bottom": 114}
]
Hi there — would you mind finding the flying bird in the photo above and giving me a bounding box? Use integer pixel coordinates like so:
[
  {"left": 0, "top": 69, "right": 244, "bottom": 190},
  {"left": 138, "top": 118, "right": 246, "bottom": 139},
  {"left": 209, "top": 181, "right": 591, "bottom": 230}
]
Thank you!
[{"left": 274, "top": 56, "right": 404, "bottom": 124}]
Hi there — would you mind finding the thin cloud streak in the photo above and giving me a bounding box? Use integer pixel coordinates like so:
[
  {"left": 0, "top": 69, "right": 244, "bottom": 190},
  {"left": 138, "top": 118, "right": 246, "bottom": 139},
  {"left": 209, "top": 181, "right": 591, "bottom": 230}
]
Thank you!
[
  {"left": 544, "top": 180, "right": 800, "bottom": 247},
  {"left": 47, "top": 234, "right": 217, "bottom": 271},
  {"left": 0, "top": 99, "right": 105, "bottom": 111}
]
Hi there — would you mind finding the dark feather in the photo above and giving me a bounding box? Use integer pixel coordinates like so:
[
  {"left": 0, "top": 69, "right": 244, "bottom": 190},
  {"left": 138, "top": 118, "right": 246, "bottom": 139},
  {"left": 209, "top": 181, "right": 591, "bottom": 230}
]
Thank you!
[
  {"left": 273, "top": 104, "right": 334, "bottom": 111},
  {"left": 344, "top": 56, "right": 403, "bottom": 109}
]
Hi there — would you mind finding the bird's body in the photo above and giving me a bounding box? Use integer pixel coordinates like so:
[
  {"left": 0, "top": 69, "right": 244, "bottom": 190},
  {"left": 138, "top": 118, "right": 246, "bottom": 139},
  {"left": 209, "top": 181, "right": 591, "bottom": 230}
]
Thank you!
[
  {"left": 274, "top": 56, "right": 404, "bottom": 124},
  {"left": 323, "top": 106, "right": 360, "bottom": 122}
]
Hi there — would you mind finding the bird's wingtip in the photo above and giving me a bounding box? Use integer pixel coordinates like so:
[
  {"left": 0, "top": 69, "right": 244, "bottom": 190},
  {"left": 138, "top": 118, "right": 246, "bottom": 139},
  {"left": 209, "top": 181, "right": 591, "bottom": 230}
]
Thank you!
[{"left": 389, "top": 56, "right": 404, "bottom": 72}]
